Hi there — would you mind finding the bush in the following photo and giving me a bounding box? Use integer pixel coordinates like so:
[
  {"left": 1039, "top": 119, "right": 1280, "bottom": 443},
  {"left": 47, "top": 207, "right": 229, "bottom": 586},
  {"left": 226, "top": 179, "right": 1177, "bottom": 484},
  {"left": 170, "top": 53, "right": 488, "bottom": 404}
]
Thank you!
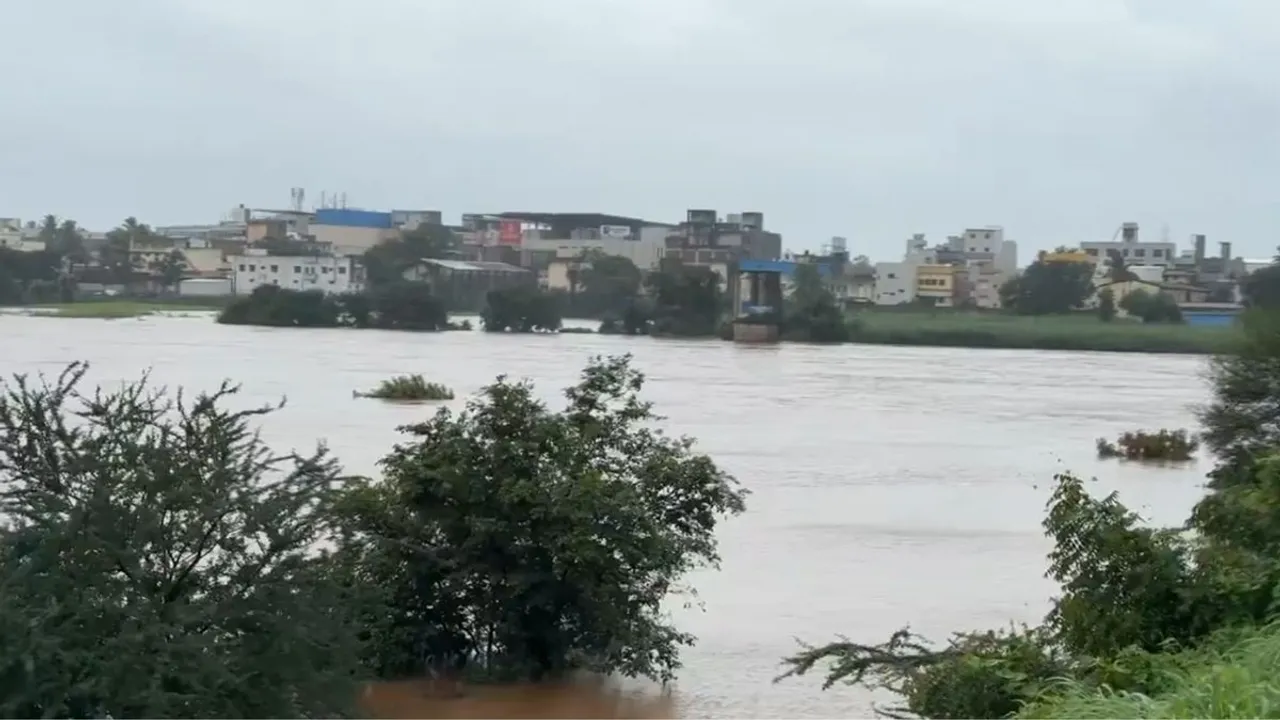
[
  {"left": 1096, "top": 429, "right": 1199, "bottom": 462},
  {"left": 0, "top": 363, "right": 366, "bottom": 718},
  {"left": 481, "top": 286, "right": 562, "bottom": 333},
  {"left": 357, "top": 375, "right": 454, "bottom": 401},
  {"left": 218, "top": 283, "right": 450, "bottom": 331},
  {"left": 336, "top": 355, "right": 748, "bottom": 683}
]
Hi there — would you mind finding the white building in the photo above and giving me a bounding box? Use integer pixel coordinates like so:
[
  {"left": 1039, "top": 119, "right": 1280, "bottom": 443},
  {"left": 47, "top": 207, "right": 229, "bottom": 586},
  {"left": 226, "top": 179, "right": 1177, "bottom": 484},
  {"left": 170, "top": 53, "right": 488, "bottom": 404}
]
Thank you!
[
  {"left": 873, "top": 234, "right": 935, "bottom": 305},
  {"left": 1080, "top": 222, "right": 1177, "bottom": 267},
  {"left": 229, "top": 251, "right": 362, "bottom": 296}
]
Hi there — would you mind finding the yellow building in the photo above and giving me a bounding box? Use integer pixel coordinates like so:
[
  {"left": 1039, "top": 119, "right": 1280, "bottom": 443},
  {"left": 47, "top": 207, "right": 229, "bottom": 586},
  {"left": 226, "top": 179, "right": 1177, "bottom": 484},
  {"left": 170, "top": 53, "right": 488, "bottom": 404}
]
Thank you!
[
  {"left": 1041, "top": 250, "right": 1093, "bottom": 264},
  {"left": 915, "top": 264, "right": 956, "bottom": 306}
]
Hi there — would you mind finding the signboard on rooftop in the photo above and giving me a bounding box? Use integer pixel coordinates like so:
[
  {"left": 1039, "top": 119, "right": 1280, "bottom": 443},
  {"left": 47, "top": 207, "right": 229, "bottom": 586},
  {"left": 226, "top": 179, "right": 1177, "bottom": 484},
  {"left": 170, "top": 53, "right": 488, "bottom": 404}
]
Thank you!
[{"left": 600, "top": 225, "right": 632, "bottom": 239}]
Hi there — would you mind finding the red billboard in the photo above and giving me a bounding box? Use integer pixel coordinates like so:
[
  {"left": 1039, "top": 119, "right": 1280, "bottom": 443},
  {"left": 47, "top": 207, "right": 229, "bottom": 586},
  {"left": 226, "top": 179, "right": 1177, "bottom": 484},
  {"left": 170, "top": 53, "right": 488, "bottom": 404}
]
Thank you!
[{"left": 498, "top": 219, "right": 522, "bottom": 246}]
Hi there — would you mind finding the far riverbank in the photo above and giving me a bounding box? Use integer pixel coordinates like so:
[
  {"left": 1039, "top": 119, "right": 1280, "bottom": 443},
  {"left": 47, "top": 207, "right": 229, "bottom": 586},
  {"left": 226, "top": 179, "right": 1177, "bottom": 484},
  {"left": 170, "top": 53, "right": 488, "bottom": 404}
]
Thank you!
[
  {"left": 841, "top": 311, "right": 1234, "bottom": 354},
  {"left": 2, "top": 297, "right": 1235, "bottom": 354}
]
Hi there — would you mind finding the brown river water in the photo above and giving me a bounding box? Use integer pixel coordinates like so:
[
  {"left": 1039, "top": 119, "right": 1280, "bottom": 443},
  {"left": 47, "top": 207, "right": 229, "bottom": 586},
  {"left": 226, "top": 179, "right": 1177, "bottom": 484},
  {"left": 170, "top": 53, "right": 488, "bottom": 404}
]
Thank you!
[{"left": 2, "top": 311, "right": 1211, "bottom": 718}]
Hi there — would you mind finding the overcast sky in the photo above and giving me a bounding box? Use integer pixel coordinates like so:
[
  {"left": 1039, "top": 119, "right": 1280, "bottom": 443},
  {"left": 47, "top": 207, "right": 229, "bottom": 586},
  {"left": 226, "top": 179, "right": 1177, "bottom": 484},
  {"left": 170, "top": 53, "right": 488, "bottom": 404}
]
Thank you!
[{"left": 4, "top": 0, "right": 1279, "bottom": 258}]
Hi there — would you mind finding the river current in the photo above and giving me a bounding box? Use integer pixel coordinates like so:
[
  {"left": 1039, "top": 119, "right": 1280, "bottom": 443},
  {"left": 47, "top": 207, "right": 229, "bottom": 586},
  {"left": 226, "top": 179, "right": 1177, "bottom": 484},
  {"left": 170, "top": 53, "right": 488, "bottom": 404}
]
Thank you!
[{"left": 1, "top": 312, "right": 1209, "bottom": 717}]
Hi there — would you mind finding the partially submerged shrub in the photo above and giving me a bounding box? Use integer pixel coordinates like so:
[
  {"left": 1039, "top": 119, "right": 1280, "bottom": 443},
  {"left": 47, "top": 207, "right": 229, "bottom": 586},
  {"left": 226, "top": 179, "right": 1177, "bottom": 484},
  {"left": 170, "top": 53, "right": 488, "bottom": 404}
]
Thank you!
[
  {"left": 357, "top": 374, "right": 454, "bottom": 401},
  {"left": 1096, "top": 429, "right": 1199, "bottom": 462}
]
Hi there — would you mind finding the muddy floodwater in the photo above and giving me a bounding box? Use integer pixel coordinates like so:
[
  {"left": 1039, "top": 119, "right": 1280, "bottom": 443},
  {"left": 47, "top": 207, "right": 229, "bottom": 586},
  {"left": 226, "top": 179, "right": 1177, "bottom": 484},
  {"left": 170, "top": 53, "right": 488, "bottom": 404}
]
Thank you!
[{"left": 3, "top": 312, "right": 1211, "bottom": 717}]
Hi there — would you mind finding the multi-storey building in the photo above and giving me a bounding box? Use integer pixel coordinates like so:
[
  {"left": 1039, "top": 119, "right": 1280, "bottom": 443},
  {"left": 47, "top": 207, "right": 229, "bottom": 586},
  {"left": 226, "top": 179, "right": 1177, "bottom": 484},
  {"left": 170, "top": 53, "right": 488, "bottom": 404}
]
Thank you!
[
  {"left": 1080, "top": 222, "right": 1176, "bottom": 267},
  {"left": 228, "top": 250, "right": 363, "bottom": 295}
]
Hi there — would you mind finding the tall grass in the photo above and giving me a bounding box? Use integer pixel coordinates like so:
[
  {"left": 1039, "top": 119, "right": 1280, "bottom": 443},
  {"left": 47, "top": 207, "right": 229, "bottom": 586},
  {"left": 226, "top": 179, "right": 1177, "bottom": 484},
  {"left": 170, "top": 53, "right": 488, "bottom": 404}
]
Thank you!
[
  {"left": 848, "top": 311, "right": 1236, "bottom": 354},
  {"left": 1022, "top": 623, "right": 1280, "bottom": 719}
]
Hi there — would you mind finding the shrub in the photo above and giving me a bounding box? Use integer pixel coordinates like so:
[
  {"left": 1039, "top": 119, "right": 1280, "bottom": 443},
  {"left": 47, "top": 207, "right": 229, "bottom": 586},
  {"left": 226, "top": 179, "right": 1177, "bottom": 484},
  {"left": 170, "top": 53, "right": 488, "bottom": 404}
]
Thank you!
[
  {"left": 357, "top": 374, "right": 454, "bottom": 401},
  {"left": 1096, "top": 429, "right": 1199, "bottom": 462}
]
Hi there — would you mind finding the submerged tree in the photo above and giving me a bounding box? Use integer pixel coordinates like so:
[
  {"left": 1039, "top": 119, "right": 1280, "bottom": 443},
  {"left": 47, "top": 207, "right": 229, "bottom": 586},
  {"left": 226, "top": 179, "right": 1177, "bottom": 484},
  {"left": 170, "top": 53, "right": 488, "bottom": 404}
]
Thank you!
[
  {"left": 338, "top": 355, "right": 748, "bottom": 683},
  {"left": 0, "top": 364, "right": 368, "bottom": 718}
]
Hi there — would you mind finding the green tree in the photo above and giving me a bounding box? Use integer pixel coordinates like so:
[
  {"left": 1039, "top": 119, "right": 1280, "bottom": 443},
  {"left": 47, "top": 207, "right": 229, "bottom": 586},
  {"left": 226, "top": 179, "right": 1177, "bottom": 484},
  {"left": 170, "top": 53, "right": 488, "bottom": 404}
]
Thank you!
[
  {"left": 999, "top": 258, "right": 1094, "bottom": 315},
  {"left": 336, "top": 355, "right": 748, "bottom": 682},
  {"left": 218, "top": 283, "right": 449, "bottom": 331},
  {"left": 481, "top": 285, "right": 562, "bottom": 332},
  {"left": 150, "top": 249, "right": 187, "bottom": 292},
  {"left": 578, "top": 253, "right": 643, "bottom": 318},
  {"left": 1097, "top": 287, "right": 1116, "bottom": 322},
  {"left": 645, "top": 259, "right": 722, "bottom": 336},
  {"left": 363, "top": 223, "right": 459, "bottom": 288},
  {"left": 1242, "top": 251, "right": 1280, "bottom": 309},
  {"left": 0, "top": 364, "right": 368, "bottom": 718},
  {"left": 102, "top": 216, "right": 154, "bottom": 286},
  {"left": 784, "top": 264, "right": 850, "bottom": 343},
  {"left": 1118, "top": 288, "right": 1183, "bottom": 324}
]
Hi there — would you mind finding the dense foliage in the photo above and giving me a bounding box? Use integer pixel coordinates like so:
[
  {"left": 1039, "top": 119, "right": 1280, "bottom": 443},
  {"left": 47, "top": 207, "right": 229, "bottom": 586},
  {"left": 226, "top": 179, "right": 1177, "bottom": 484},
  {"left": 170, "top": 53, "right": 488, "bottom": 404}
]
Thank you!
[
  {"left": 0, "top": 247, "right": 67, "bottom": 304},
  {"left": 1096, "top": 429, "right": 1198, "bottom": 462},
  {"left": 357, "top": 374, "right": 455, "bottom": 401},
  {"left": 645, "top": 259, "right": 723, "bottom": 337},
  {"left": 1119, "top": 288, "right": 1184, "bottom": 324},
  {"left": 218, "top": 283, "right": 451, "bottom": 331},
  {"left": 0, "top": 364, "right": 367, "bottom": 717},
  {"left": 999, "top": 253, "right": 1094, "bottom": 315},
  {"left": 781, "top": 306, "right": 1280, "bottom": 718},
  {"left": 481, "top": 285, "right": 563, "bottom": 332},
  {"left": 362, "top": 223, "right": 460, "bottom": 289},
  {"left": 0, "top": 354, "right": 745, "bottom": 717},
  {"left": 783, "top": 263, "right": 851, "bottom": 343},
  {"left": 334, "top": 355, "right": 747, "bottom": 683}
]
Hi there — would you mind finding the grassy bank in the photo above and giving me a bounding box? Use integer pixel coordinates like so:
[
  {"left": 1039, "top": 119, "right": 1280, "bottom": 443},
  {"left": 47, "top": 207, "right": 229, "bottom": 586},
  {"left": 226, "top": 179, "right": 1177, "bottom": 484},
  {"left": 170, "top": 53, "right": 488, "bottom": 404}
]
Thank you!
[
  {"left": 28, "top": 299, "right": 225, "bottom": 318},
  {"left": 848, "top": 311, "right": 1237, "bottom": 354},
  {"left": 1022, "top": 623, "right": 1280, "bottom": 719}
]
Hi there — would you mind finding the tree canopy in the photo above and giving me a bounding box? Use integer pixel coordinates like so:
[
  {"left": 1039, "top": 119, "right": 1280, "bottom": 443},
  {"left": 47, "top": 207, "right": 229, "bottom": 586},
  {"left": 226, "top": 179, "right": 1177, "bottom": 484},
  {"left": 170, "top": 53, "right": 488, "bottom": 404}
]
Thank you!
[
  {"left": 645, "top": 259, "right": 723, "bottom": 336},
  {"left": 0, "top": 364, "right": 367, "bottom": 718},
  {"left": 481, "top": 285, "right": 563, "bottom": 332},
  {"left": 0, "top": 354, "right": 747, "bottom": 717},
  {"left": 998, "top": 257, "right": 1094, "bottom": 315},
  {"left": 363, "top": 223, "right": 460, "bottom": 288},
  {"left": 337, "top": 355, "right": 747, "bottom": 683}
]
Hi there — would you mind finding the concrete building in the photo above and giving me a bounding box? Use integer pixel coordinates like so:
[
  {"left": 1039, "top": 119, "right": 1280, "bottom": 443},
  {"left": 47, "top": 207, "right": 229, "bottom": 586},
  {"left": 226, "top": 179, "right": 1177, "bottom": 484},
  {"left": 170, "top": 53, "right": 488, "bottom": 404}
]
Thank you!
[
  {"left": 405, "top": 258, "right": 531, "bottom": 310},
  {"left": 310, "top": 208, "right": 399, "bottom": 256},
  {"left": 0, "top": 218, "right": 33, "bottom": 250},
  {"left": 1081, "top": 222, "right": 1177, "bottom": 267},
  {"left": 874, "top": 234, "right": 934, "bottom": 305},
  {"left": 493, "top": 211, "right": 676, "bottom": 272},
  {"left": 660, "top": 210, "right": 782, "bottom": 288},
  {"left": 229, "top": 250, "right": 362, "bottom": 295},
  {"left": 915, "top": 264, "right": 959, "bottom": 306},
  {"left": 156, "top": 205, "right": 252, "bottom": 243}
]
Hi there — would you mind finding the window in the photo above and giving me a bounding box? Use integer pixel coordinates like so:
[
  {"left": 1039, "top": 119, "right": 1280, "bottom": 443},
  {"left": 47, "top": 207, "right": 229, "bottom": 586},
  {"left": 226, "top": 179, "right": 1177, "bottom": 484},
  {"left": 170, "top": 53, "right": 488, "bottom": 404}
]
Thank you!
[
  {"left": 322, "top": 267, "right": 330, "bottom": 273},
  {"left": 1152, "top": 249, "right": 1164, "bottom": 258},
  {"left": 337, "top": 266, "right": 347, "bottom": 274},
  {"left": 238, "top": 264, "right": 246, "bottom": 271},
  {"left": 248, "top": 264, "right": 256, "bottom": 271},
  {"left": 983, "top": 247, "right": 990, "bottom": 252},
  {"left": 294, "top": 265, "right": 302, "bottom": 273},
  {"left": 887, "top": 272, "right": 897, "bottom": 279},
  {"left": 270, "top": 264, "right": 279, "bottom": 272},
  {"left": 1133, "top": 249, "right": 1145, "bottom": 258},
  {"left": 984, "top": 232, "right": 991, "bottom": 239}
]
